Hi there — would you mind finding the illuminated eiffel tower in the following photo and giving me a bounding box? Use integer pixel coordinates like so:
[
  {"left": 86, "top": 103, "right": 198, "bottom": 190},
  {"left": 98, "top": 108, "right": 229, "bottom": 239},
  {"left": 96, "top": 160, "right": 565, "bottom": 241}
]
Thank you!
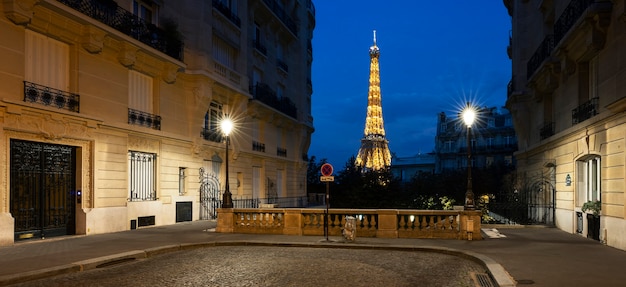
[{"left": 355, "top": 30, "right": 392, "bottom": 171}]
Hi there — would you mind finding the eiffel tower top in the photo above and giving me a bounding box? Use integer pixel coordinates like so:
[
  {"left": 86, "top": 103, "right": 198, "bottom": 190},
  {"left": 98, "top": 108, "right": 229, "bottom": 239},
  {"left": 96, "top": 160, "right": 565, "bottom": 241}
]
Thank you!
[
  {"left": 369, "top": 30, "right": 379, "bottom": 55},
  {"left": 355, "top": 30, "right": 392, "bottom": 171}
]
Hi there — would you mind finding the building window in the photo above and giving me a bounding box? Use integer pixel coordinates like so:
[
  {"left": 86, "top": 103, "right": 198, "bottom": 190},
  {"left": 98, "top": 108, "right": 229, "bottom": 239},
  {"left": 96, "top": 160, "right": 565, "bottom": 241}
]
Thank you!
[
  {"left": 487, "top": 137, "right": 494, "bottom": 148},
  {"left": 577, "top": 156, "right": 601, "bottom": 207},
  {"left": 25, "top": 30, "right": 69, "bottom": 91},
  {"left": 504, "top": 156, "right": 512, "bottom": 166},
  {"left": 486, "top": 156, "right": 494, "bottom": 167},
  {"left": 440, "top": 124, "right": 446, "bottom": 132},
  {"left": 133, "top": 0, "right": 157, "bottom": 24},
  {"left": 203, "top": 102, "right": 223, "bottom": 142},
  {"left": 213, "top": 36, "right": 237, "bottom": 70},
  {"left": 129, "top": 151, "right": 157, "bottom": 201},
  {"left": 488, "top": 118, "right": 495, "bottom": 128},
  {"left": 179, "top": 167, "right": 186, "bottom": 195},
  {"left": 129, "top": 70, "right": 154, "bottom": 113}
]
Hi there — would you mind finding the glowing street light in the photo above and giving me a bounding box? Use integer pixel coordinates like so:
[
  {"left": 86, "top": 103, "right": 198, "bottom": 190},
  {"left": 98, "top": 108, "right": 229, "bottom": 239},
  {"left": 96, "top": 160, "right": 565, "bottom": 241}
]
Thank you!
[
  {"left": 221, "top": 116, "right": 234, "bottom": 208},
  {"left": 462, "top": 103, "right": 476, "bottom": 210}
]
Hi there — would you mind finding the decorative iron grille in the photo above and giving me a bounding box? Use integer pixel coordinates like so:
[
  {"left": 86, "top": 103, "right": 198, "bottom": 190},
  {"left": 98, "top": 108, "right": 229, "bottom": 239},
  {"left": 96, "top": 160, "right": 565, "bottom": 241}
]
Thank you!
[
  {"left": 128, "top": 151, "right": 157, "bottom": 201},
  {"left": 56, "top": 0, "right": 183, "bottom": 61},
  {"left": 540, "top": 122, "right": 555, "bottom": 140},
  {"left": 252, "top": 141, "right": 266, "bottom": 152},
  {"left": 572, "top": 97, "right": 599, "bottom": 125},
  {"left": 128, "top": 108, "right": 161, "bottom": 130},
  {"left": 23, "top": 81, "right": 80, "bottom": 112}
]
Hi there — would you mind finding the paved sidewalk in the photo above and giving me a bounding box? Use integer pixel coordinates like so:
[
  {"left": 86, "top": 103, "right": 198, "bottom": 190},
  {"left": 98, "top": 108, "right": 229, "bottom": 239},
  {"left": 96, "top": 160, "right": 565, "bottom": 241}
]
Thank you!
[{"left": 0, "top": 221, "right": 625, "bottom": 286}]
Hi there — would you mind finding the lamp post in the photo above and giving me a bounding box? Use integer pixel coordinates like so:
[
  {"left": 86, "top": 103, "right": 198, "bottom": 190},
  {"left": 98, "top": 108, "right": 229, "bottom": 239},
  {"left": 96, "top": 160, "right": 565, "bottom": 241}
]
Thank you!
[
  {"left": 462, "top": 103, "right": 476, "bottom": 210},
  {"left": 221, "top": 117, "right": 234, "bottom": 208}
]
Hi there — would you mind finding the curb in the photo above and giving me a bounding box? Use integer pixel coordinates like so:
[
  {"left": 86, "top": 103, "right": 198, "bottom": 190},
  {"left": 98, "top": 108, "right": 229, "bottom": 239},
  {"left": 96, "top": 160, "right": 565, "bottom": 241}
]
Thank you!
[{"left": 0, "top": 241, "right": 516, "bottom": 287}]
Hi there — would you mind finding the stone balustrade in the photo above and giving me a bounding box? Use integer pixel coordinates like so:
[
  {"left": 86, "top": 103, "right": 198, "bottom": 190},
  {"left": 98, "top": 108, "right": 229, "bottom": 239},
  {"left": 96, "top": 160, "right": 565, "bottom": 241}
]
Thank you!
[{"left": 217, "top": 208, "right": 482, "bottom": 240}]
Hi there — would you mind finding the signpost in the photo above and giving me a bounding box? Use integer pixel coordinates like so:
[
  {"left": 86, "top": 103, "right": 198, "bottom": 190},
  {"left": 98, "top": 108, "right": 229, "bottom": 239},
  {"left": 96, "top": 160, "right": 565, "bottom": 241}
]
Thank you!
[{"left": 320, "top": 163, "right": 334, "bottom": 241}]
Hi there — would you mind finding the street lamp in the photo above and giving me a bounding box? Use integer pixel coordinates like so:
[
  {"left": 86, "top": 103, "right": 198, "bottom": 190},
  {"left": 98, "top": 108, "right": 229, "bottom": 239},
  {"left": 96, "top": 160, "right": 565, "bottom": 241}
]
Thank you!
[
  {"left": 462, "top": 103, "right": 476, "bottom": 210},
  {"left": 221, "top": 116, "right": 234, "bottom": 208}
]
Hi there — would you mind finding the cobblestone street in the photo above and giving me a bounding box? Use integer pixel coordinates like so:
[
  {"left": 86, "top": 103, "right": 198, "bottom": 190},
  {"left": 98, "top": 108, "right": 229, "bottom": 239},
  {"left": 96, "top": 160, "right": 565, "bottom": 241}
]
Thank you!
[{"left": 11, "top": 246, "right": 486, "bottom": 287}]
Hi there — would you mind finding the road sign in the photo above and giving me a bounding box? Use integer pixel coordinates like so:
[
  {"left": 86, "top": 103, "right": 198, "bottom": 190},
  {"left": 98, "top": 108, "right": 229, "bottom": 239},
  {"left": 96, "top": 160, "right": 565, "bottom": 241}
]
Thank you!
[
  {"left": 320, "top": 176, "right": 334, "bottom": 182},
  {"left": 320, "top": 163, "right": 333, "bottom": 176}
]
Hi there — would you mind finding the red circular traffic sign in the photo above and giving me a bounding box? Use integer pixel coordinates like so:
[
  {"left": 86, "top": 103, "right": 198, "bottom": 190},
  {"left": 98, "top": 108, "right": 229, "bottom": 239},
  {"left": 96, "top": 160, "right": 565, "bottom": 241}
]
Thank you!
[{"left": 320, "top": 163, "right": 333, "bottom": 176}]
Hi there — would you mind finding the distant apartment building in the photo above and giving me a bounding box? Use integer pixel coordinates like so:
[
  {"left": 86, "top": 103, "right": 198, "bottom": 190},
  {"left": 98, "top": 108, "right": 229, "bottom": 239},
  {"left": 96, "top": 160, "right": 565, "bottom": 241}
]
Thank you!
[
  {"left": 0, "top": 0, "right": 315, "bottom": 245},
  {"left": 434, "top": 107, "right": 517, "bottom": 173},
  {"left": 390, "top": 153, "right": 436, "bottom": 183},
  {"left": 504, "top": 0, "right": 626, "bottom": 249}
]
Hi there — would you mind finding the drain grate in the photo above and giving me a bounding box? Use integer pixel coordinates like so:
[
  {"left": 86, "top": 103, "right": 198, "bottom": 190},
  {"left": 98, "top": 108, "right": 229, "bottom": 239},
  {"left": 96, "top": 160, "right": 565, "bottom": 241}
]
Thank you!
[{"left": 470, "top": 272, "right": 496, "bottom": 287}]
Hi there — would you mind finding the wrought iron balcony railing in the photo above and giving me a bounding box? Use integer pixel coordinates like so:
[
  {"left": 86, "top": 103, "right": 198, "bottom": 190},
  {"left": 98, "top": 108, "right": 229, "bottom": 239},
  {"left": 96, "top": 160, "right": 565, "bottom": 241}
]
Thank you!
[
  {"left": 261, "top": 0, "right": 298, "bottom": 36},
  {"left": 572, "top": 97, "right": 599, "bottom": 125},
  {"left": 540, "top": 122, "right": 555, "bottom": 140},
  {"left": 212, "top": 0, "right": 241, "bottom": 27},
  {"left": 201, "top": 127, "right": 223, "bottom": 143},
  {"left": 554, "top": 0, "right": 595, "bottom": 45},
  {"left": 306, "top": 0, "right": 315, "bottom": 16},
  {"left": 253, "top": 39, "right": 267, "bottom": 56},
  {"left": 128, "top": 108, "right": 161, "bottom": 130},
  {"left": 527, "top": 35, "right": 554, "bottom": 80},
  {"left": 277, "top": 147, "right": 287, "bottom": 157},
  {"left": 276, "top": 59, "right": 289, "bottom": 72},
  {"left": 253, "top": 141, "right": 266, "bottom": 152},
  {"left": 57, "top": 0, "right": 183, "bottom": 61},
  {"left": 249, "top": 83, "right": 297, "bottom": 118},
  {"left": 23, "top": 81, "right": 80, "bottom": 112}
]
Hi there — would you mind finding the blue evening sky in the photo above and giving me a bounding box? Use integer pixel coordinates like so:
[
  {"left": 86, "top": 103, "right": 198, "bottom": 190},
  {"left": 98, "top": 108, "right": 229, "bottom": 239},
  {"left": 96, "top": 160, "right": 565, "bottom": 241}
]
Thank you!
[{"left": 309, "top": 1, "right": 512, "bottom": 167}]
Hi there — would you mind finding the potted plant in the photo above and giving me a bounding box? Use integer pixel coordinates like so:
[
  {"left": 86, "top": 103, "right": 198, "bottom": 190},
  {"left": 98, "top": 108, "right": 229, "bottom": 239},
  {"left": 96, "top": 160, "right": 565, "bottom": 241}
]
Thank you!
[{"left": 582, "top": 200, "right": 601, "bottom": 240}]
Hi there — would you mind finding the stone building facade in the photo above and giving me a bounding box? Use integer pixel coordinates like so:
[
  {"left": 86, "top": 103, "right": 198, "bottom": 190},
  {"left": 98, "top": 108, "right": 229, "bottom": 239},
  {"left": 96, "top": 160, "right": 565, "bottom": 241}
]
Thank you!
[
  {"left": 504, "top": 0, "right": 626, "bottom": 249},
  {"left": 0, "top": 0, "right": 315, "bottom": 245},
  {"left": 434, "top": 107, "right": 517, "bottom": 173}
]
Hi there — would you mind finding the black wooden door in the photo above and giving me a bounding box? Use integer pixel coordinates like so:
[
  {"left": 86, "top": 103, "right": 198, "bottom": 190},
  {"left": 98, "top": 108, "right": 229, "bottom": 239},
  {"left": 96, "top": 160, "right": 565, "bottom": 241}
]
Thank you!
[{"left": 10, "top": 140, "right": 76, "bottom": 240}]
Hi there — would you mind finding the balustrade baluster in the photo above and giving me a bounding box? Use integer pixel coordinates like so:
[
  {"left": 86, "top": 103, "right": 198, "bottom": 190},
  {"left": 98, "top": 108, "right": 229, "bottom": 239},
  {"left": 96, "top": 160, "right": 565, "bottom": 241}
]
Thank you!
[
  {"left": 429, "top": 216, "right": 435, "bottom": 229},
  {"left": 399, "top": 215, "right": 406, "bottom": 230},
  {"left": 421, "top": 216, "right": 428, "bottom": 229}
]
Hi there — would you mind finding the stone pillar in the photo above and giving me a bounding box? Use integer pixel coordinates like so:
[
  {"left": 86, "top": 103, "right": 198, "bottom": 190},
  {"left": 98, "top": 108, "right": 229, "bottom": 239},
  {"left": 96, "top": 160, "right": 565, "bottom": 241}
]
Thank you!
[
  {"left": 283, "top": 209, "right": 302, "bottom": 235},
  {"left": 460, "top": 211, "right": 482, "bottom": 240},
  {"left": 216, "top": 208, "right": 234, "bottom": 233},
  {"left": 0, "top": 213, "right": 15, "bottom": 246},
  {"left": 376, "top": 210, "right": 398, "bottom": 238}
]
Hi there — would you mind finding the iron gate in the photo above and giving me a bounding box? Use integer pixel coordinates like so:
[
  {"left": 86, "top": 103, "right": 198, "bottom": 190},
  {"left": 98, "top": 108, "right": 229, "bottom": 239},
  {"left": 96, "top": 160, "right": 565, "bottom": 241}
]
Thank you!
[
  {"left": 199, "top": 167, "right": 221, "bottom": 220},
  {"left": 10, "top": 140, "right": 76, "bottom": 240},
  {"left": 487, "top": 180, "right": 555, "bottom": 225}
]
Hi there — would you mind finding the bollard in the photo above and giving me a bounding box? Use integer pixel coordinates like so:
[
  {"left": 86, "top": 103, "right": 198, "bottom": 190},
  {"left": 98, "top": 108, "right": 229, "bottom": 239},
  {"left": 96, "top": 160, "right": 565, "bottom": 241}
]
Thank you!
[{"left": 343, "top": 216, "right": 356, "bottom": 242}]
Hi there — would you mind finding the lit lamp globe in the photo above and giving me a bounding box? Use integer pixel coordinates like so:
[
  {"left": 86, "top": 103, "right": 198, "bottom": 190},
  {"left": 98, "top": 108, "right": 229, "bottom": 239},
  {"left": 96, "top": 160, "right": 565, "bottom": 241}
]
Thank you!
[{"left": 221, "top": 118, "right": 234, "bottom": 136}]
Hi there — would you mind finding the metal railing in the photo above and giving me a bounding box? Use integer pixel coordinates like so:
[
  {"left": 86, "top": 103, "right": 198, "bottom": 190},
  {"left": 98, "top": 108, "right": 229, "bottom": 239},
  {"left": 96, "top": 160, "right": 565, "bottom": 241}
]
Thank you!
[
  {"left": 252, "top": 39, "right": 267, "bottom": 56},
  {"left": 527, "top": 35, "right": 555, "bottom": 80},
  {"left": 212, "top": 0, "right": 241, "bottom": 27},
  {"left": 201, "top": 127, "right": 223, "bottom": 143},
  {"left": 572, "top": 97, "right": 599, "bottom": 124},
  {"left": 252, "top": 141, "right": 266, "bottom": 152},
  {"left": 540, "top": 122, "right": 555, "bottom": 140},
  {"left": 554, "top": 0, "right": 595, "bottom": 44},
  {"left": 57, "top": 0, "right": 184, "bottom": 61},
  {"left": 276, "top": 59, "right": 289, "bottom": 72},
  {"left": 260, "top": 0, "right": 298, "bottom": 36},
  {"left": 249, "top": 83, "right": 297, "bottom": 118},
  {"left": 277, "top": 147, "right": 287, "bottom": 157},
  {"left": 23, "top": 81, "right": 80, "bottom": 113},
  {"left": 128, "top": 108, "right": 161, "bottom": 130}
]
